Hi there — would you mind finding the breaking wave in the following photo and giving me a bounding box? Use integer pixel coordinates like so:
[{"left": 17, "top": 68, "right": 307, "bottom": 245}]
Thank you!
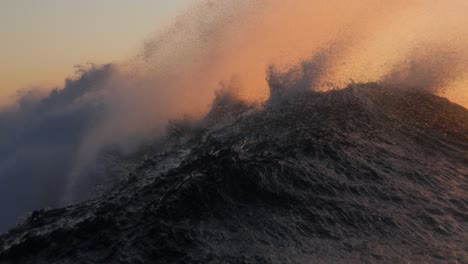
[{"left": 0, "top": 0, "right": 467, "bottom": 234}]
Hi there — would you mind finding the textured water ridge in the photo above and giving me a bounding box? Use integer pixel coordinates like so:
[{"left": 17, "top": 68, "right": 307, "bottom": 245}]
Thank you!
[{"left": 0, "top": 84, "right": 467, "bottom": 263}]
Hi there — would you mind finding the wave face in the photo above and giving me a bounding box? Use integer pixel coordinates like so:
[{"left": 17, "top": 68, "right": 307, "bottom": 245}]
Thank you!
[{"left": 1, "top": 83, "right": 467, "bottom": 263}]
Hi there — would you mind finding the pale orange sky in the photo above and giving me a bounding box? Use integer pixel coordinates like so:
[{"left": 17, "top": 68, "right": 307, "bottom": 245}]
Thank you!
[{"left": 0, "top": 0, "right": 194, "bottom": 106}]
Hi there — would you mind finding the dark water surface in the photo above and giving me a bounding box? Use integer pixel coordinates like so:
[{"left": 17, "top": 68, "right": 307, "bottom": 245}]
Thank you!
[{"left": 1, "top": 84, "right": 467, "bottom": 263}]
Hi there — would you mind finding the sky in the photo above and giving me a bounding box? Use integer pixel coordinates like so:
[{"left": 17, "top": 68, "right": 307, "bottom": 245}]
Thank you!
[{"left": 0, "top": 0, "right": 194, "bottom": 106}]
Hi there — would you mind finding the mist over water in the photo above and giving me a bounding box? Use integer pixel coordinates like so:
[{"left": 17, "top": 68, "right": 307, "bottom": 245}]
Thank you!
[{"left": 1, "top": 0, "right": 468, "bottom": 232}]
